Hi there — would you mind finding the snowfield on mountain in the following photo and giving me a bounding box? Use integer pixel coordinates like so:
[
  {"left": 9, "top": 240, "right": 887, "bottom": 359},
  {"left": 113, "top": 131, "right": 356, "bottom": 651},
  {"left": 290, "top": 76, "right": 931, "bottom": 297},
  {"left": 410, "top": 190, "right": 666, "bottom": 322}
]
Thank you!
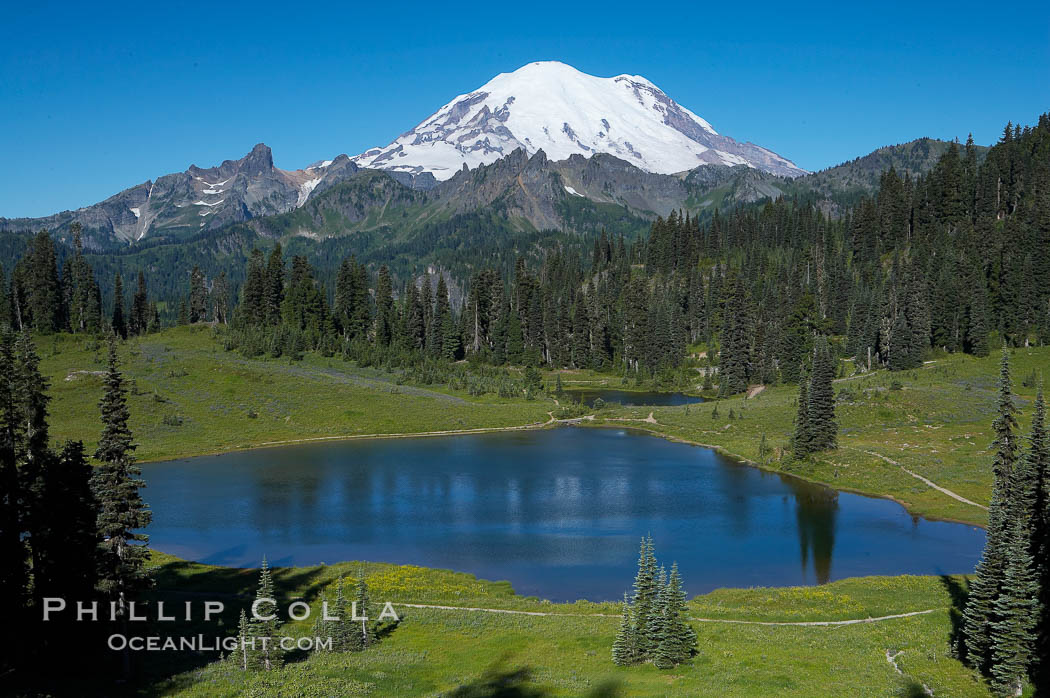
[{"left": 352, "top": 61, "right": 807, "bottom": 180}]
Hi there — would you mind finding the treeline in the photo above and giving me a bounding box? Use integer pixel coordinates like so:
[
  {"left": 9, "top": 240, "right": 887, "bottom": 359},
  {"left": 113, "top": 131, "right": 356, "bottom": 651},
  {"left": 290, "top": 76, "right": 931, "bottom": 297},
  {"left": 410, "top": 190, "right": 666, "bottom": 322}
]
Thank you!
[
  {"left": 1, "top": 332, "right": 152, "bottom": 682},
  {"left": 3, "top": 224, "right": 163, "bottom": 338}
]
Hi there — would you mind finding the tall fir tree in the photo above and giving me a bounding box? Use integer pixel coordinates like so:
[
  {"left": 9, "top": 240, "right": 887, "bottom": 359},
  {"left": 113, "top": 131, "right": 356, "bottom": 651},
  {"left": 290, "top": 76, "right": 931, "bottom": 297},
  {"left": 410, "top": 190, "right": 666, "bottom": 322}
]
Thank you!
[
  {"left": 652, "top": 562, "right": 695, "bottom": 668},
  {"left": 611, "top": 592, "right": 639, "bottom": 666},
  {"left": 806, "top": 336, "right": 838, "bottom": 451},
  {"left": 717, "top": 272, "right": 752, "bottom": 396},
  {"left": 330, "top": 576, "right": 352, "bottom": 651},
  {"left": 129, "top": 271, "right": 149, "bottom": 336},
  {"left": 19, "top": 231, "right": 63, "bottom": 333},
  {"left": 92, "top": 337, "right": 151, "bottom": 677},
  {"left": 250, "top": 557, "right": 283, "bottom": 670},
  {"left": 990, "top": 516, "right": 1040, "bottom": 696},
  {"left": 111, "top": 273, "right": 127, "bottom": 339},
  {"left": 792, "top": 366, "right": 811, "bottom": 458},
  {"left": 188, "top": 266, "right": 208, "bottom": 324},
  {"left": 349, "top": 573, "right": 376, "bottom": 651},
  {"left": 1030, "top": 389, "right": 1050, "bottom": 693},
  {"left": 0, "top": 330, "right": 25, "bottom": 666},
  {"left": 375, "top": 266, "right": 394, "bottom": 347},
  {"left": 631, "top": 535, "right": 658, "bottom": 659},
  {"left": 264, "top": 244, "right": 285, "bottom": 326},
  {"left": 962, "top": 349, "right": 1019, "bottom": 670},
  {"left": 236, "top": 608, "right": 252, "bottom": 671}
]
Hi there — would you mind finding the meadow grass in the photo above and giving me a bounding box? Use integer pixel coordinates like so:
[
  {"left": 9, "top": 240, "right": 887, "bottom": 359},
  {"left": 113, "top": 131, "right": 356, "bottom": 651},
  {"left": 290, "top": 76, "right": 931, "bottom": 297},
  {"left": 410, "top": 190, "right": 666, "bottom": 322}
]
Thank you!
[
  {"left": 139, "top": 552, "right": 991, "bottom": 697},
  {"left": 39, "top": 327, "right": 551, "bottom": 463}
]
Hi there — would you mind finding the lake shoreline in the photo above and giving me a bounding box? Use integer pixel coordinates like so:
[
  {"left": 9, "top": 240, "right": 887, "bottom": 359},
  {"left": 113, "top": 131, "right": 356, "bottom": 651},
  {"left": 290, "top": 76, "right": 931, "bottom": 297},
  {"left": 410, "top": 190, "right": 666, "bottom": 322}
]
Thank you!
[{"left": 139, "top": 411, "right": 988, "bottom": 530}]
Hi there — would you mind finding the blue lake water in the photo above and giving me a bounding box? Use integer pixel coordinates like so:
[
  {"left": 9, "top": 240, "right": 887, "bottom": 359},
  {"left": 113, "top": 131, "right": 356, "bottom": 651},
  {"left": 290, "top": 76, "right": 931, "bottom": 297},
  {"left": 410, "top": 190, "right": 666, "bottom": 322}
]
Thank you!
[{"left": 142, "top": 427, "right": 985, "bottom": 601}]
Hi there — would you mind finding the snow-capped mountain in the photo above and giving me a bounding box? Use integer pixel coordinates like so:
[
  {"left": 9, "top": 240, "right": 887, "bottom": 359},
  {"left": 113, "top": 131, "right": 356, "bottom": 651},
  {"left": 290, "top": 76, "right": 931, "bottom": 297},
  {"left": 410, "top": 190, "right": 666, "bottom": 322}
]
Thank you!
[{"left": 352, "top": 61, "right": 806, "bottom": 180}]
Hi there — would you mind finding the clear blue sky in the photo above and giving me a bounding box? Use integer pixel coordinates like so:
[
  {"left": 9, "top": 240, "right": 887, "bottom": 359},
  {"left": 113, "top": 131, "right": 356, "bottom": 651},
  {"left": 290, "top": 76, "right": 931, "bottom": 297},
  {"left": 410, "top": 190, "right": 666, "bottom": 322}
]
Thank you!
[{"left": 2, "top": 1, "right": 1048, "bottom": 218}]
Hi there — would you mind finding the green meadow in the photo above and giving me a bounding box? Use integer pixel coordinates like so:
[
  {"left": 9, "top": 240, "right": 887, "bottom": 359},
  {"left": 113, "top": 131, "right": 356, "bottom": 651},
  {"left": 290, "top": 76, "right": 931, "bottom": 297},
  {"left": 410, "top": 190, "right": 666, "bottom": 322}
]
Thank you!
[
  {"left": 136, "top": 553, "right": 989, "bottom": 697},
  {"left": 39, "top": 326, "right": 551, "bottom": 463}
]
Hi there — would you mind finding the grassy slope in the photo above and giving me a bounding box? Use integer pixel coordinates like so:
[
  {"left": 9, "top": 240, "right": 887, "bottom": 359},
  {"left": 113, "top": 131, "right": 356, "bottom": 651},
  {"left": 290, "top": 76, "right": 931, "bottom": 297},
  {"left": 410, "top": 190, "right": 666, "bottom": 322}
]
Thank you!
[
  {"left": 576, "top": 347, "right": 1050, "bottom": 527},
  {"left": 40, "top": 326, "right": 551, "bottom": 462},
  {"left": 141, "top": 553, "right": 989, "bottom": 697}
]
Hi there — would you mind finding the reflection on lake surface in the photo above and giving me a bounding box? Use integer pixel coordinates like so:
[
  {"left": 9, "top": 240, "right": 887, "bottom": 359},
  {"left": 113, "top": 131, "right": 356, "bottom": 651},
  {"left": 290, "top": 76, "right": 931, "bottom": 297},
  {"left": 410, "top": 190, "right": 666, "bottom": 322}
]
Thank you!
[
  {"left": 143, "top": 428, "right": 984, "bottom": 601},
  {"left": 561, "top": 388, "right": 705, "bottom": 406}
]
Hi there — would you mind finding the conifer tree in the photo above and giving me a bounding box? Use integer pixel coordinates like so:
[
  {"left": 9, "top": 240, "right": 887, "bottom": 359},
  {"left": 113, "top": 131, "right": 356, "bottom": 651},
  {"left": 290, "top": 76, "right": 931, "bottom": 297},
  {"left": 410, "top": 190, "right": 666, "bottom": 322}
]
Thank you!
[
  {"left": 990, "top": 516, "right": 1039, "bottom": 696},
  {"left": 332, "top": 576, "right": 353, "bottom": 650},
  {"left": 251, "top": 557, "right": 283, "bottom": 670},
  {"left": 68, "top": 224, "right": 101, "bottom": 333},
  {"left": 717, "top": 272, "right": 751, "bottom": 396},
  {"left": 188, "top": 266, "right": 207, "bottom": 323},
  {"left": 792, "top": 367, "right": 810, "bottom": 458},
  {"left": 242, "top": 249, "right": 267, "bottom": 324},
  {"left": 375, "top": 266, "right": 394, "bottom": 346},
  {"left": 649, "top": 566, "right": 673, "bottom": 668},
  {"left": 0, "top": 331, "right": 24, "bottom": 638},
  {"left": 434, "top": 275, "right": 451, "bottom": 358},
  {"left": 38, "top": 440, "right": 98, "bottom": 605},
  {"left": 129, "top": 271, "right": 150, "bottom": 336},
  {"left": 111, "top": 272, "right": 127, "bottom": 339},
  {"left": 967, "top": 272, "right": 990, "bottom": 357},
  {"left": 421, "top": 274, "right": 435, "bottom": 354},
  {"left": 211, "top": 271, "right": 229, "bottom": 325},
  {"left": 92, "top": 336, "right": 151, "bottom": 678},
  {"left": 962, "top": 349, "right": 1019, "bottom": 670},
  {"left": 13, "top": 331, "right": 51, "bottom": 594},
  {"left": 310, "top": 591, "right": 333, "bottom": 653},
  {"left": 888, "top": 309, "right": 914, "bottom": 371},
  {"left": 351, "top": 573, "right": 375, "bottom": 651},
  {"left": 177, "top": 297, "right": 188, "bottom": 326},
  {"left": 1030, "top": 389, "right": 1050, "bottom": 692},
  {"left": 264, "top": 244, "right": 285, "bottom": 326},
  {"left": 611, "top": 592, "right": 638, "bottom": 666},
  {"left": 19, "top": 230, "right": 63, "bottom": 333},
  {"left": 806, "top": 336, "right": 837, "bottom": 451},
  {"left": 631, "top": 536, "right": 658, "bottom": 658},
  {"left": 236, "top": 608, "right": 252, "bottom": 671},
  {"left": 653, "top": 563, "right": 695, "bottom": 668}
]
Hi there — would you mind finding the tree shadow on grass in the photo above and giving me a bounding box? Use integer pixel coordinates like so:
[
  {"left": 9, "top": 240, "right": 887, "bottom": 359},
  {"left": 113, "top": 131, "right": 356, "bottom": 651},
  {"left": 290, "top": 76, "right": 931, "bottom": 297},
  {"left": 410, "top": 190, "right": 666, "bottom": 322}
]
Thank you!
[
  {"left": 939, "top": 574, "right": 969, "bottom": 659},
  {"left": 445, "top": 656, "right": 621, "bottom": 698},
  {"left": 376, "top": 616, "right": 403, "bottom": 641},
  {"left": 899, "top": 678, "right": 933, "bottom": 698},
  {"left": 132, "top": 558, "right": 333, "bottom": 683}
]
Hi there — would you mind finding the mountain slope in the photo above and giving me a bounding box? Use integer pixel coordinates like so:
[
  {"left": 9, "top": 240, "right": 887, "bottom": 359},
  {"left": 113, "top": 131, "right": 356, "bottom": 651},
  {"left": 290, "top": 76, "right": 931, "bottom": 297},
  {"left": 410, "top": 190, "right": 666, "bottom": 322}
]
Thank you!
[
  {"left": 781, "top": 137, "right": 990, "bottom": 206},
  {"left": 0, "top": 145, "right": 372, "bottom": 248},
  {"left": 351, "top": 61, "right": 806, "bottom": 181}
]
